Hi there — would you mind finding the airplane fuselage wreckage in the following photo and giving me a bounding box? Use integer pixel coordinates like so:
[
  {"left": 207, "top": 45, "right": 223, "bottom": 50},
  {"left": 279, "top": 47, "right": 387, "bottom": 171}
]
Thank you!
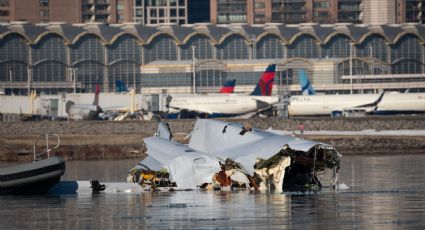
[{"left": 128, "top": 119, "right": 342, "bottom": 192}]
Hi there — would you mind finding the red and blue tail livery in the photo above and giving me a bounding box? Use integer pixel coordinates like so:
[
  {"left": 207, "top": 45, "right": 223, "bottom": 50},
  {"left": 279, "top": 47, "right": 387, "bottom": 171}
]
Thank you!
[
  {"left": 250, "top": 64, "right": 276, "bottom": 96},
  {"left": 219, "top": 79, "right": 236, "bottom": 93}
]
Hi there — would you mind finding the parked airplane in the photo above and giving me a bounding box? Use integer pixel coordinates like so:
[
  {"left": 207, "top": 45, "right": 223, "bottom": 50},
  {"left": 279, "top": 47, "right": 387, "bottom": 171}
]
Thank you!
[
  {"left": 288, "top": 92, "right": 385, "bottom": 117},
  {"left": 65, "top": 85, "right": 103, "bottom": 120},
  {"left": 375, "top": 92, "right": 425, "bottom": 115},
  {"left": 166, "top": 64, "right": 278, "bottom": 118},
  {"left": 288, "top": 71, "right": 425, "bottom": 117}
]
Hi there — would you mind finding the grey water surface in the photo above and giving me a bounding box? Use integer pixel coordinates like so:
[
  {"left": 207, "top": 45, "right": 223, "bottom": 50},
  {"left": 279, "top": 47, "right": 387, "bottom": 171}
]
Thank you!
[{"left": 1, "top": 155, "right": 425, "bottom": 229}]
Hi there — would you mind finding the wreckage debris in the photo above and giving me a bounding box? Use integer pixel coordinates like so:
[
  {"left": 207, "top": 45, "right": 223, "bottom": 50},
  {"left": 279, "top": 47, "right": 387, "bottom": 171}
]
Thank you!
[{"left": 128, "top": 119, "right": 342, "bottom": 193}]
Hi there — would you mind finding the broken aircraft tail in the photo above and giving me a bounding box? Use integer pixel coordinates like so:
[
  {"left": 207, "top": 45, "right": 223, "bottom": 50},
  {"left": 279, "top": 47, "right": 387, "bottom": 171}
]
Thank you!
[{"left": 130, "top": 119, "right": 342, "bottom": 192}]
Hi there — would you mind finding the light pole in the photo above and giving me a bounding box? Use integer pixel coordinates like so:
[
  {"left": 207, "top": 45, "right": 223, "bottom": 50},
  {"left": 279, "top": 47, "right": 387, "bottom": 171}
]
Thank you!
[
  {"left": 8, "top": 66, "right": 13, "bottom": 82},
  {"left": 349, "top": 42, "right": 353, "bottom": 94},
  {"left": 72, "top": 68, "right": 77, "bottom": 93},
  {"left": 192, "top": 45, "right": 196, "bottom": 94}
]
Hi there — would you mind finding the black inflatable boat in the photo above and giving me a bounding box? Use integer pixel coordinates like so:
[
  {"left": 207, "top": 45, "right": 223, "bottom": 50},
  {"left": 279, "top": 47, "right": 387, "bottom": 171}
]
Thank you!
[
  {"left": 0, "top": 156, "right": 65, "bottom": 194},
  {"left": 0, "top": 134, "right": 65, "bottom": 195}
]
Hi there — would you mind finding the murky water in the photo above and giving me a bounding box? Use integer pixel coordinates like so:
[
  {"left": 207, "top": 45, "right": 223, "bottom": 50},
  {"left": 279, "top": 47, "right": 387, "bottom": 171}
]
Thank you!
[{"left": 2, "top": 155, "right": 425, "bottom": 229}]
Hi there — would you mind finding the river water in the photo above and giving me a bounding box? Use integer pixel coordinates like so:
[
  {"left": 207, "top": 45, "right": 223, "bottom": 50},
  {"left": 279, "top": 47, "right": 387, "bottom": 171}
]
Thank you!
[{"left": 1, "top": 154, "right": 425, "bottom": 229}]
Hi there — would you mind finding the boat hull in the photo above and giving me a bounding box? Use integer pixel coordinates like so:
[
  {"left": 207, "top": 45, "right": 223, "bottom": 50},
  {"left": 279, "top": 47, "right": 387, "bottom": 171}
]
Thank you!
[{"left": 0, "top": 156, "right": 65, "bottom": 195}]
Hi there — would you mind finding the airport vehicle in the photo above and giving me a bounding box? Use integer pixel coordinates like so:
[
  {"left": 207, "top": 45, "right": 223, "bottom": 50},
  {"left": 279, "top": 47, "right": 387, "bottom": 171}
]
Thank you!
[
  {"left": 128, "top": 119, "right": 341, "bottom": 192},
  {"left": 0, "top": 134, "right": 65, "bottom": 194},
  {"left": 166, "top": 64, "right": 278, "bottom": 118},
  {"left": 65, "top": 85, "right": 103, "bottom": 120}
]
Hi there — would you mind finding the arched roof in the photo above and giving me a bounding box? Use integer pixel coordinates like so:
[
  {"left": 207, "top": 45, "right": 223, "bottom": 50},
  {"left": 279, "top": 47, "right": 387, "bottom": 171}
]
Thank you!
[
  {"left": 109, "top": 32, "right": 141, "bottom": 45},
  {"left": 392, "top": 31, "right": 422, "bottom": 45},
  {"left": 343, "top": 24, "right": 370, "bottom": 42},
  {"left": 163, "top": 25, "right": 195, "bottom": 44},
  {"left": 306, "top": 24, "right": 335, "bottom": 43},
  {"left": 358, "top": 31, "right": 390, "bottom": 44},
  {"left": 256, "top": 32, "right": 285, "bottom": 44},
  {"left": 82, "top": 24, "right": 123, "bottom": 44},
  {"left": 218, "top": 32, "right": 249, "bottom": 44},
  {"left": 275, "top": 25, "right": 301, "bottom": 43},
  {"left": 146, "top": 31, "right": 179, "bottom": 44},
  {"left": 72, "top": 32, "right": 107, "bottom": 44},
  {"left": 323, "top": 31, "right": 354, "bottom": 44},
  {"left": 43, "top": 23, "right": 85, "bottom": 44},
  {"left": 6, "top": 23, "right": 47, "bottom": 43},
  {"left": 204, "top": 25, "right": 231, "bottom": 42},
  {"left": 0, "top": 24, "right": 11, "bottom": 37},
  {"left": 182, "top": 31, "right": 214, "bottom": 45},
  {"left": 33, "top": 32, "right": 70, "bottom": 44},
  {"left": 0, "top": 22, "right": 424, "bottom": 46}
]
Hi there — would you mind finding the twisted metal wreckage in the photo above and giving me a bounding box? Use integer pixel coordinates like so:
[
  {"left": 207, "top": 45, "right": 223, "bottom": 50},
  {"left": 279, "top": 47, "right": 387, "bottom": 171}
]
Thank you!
[{"left": 128, "top": 119, "right": 342, "bottom": 192}]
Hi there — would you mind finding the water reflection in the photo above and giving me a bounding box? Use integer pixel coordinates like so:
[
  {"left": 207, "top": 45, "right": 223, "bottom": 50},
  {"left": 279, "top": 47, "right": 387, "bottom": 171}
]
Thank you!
[{"left": 1, "top": 155, "right": 425, "bottom": 229}]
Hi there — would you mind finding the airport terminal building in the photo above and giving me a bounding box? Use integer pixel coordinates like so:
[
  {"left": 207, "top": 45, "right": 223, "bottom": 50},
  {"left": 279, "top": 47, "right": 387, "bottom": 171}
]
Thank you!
[{"left": 1, "top": 21, "right": 425, "bottom": 96}]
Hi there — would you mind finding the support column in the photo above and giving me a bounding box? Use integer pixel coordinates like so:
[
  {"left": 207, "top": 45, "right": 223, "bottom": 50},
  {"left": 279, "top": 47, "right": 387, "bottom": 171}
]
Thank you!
[
  {"left": 177, "top": 44, "right": 181, "bottom": 61},
  {"left": 387, "top": 42, "right": 392, "bottom": 74},
  {"left": 66, "top": 45, "right": 72, "bottom": 91},
  {"left": 141, "top": 43, "right": 145, "bottom": 65},
  {"left": 27, "top": 43, "right": 33, "bottom": 95},
  {"left": 422, "top": 43, "right": 425, "bottom": 73},
  {"left": 317, "top": 42, "right": 322, "bottom": 59}
]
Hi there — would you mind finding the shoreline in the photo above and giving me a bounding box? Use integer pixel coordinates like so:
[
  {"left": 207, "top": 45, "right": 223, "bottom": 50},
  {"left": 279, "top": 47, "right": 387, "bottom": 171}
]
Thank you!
[
  {"left": 1, "top": 117, "right": 425, "bottom": 161},
  {"left": 1, "top": 133, "right": 424, "bottom": 162}
]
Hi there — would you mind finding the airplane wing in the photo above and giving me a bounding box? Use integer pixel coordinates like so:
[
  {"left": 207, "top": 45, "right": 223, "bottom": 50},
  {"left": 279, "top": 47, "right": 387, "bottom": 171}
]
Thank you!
[
  {"left": 353, "top": 91, "right": 385, "bottom": 109},
  {"left": 167, "top": 104, "right": 216, "bottom": 115}
]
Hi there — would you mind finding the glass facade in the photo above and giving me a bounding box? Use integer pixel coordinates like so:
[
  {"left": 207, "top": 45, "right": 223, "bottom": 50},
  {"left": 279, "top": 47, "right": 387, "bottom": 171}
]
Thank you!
[
  {"left": 180, "top": 34, "right": 214, "bottom": 60},
  {"left": 287, "top": 34, "right": 319, "bottom": 59},
  {"left": 0, "top": 24, "right": 425, "bottom": 94},
  {"left": 216, "top": 34, "right": 249, "bottom": 60},
  {"left": 143, "top": 34, "right": 177, "bottom": 63},
  {"left": 256, "top": 34, "right": 284, "bottom": 59}
]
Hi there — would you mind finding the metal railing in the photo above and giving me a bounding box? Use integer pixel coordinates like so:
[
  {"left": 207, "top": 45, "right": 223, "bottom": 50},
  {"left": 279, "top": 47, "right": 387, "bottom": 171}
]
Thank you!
[{"left": 33, "top": 134, "right": 60, "bottom": 161}]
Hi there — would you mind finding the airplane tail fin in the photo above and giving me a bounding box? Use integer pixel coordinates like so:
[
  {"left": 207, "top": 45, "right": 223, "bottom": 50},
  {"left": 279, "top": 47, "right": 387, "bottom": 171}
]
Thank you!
[
  {"left": 65, "top": 100, "right": 75, "bottom": 114},
  {"left": 93, "top": 84, "right": 100, "bottom": 105},
  {"left": 299, "top": 69, "right": 315, "bottom": 95},
  {"left": 250, "top": 64, "right": 276, "bottom": 96},
  {"left": 155, "top": 122, "right": 173, "bottom": 140},
  {"left": 219, "top": 79, "right": 236, "bottom": 93},
  {"left": 115, "top": 80, "right": 128, "bottom": 93}
]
